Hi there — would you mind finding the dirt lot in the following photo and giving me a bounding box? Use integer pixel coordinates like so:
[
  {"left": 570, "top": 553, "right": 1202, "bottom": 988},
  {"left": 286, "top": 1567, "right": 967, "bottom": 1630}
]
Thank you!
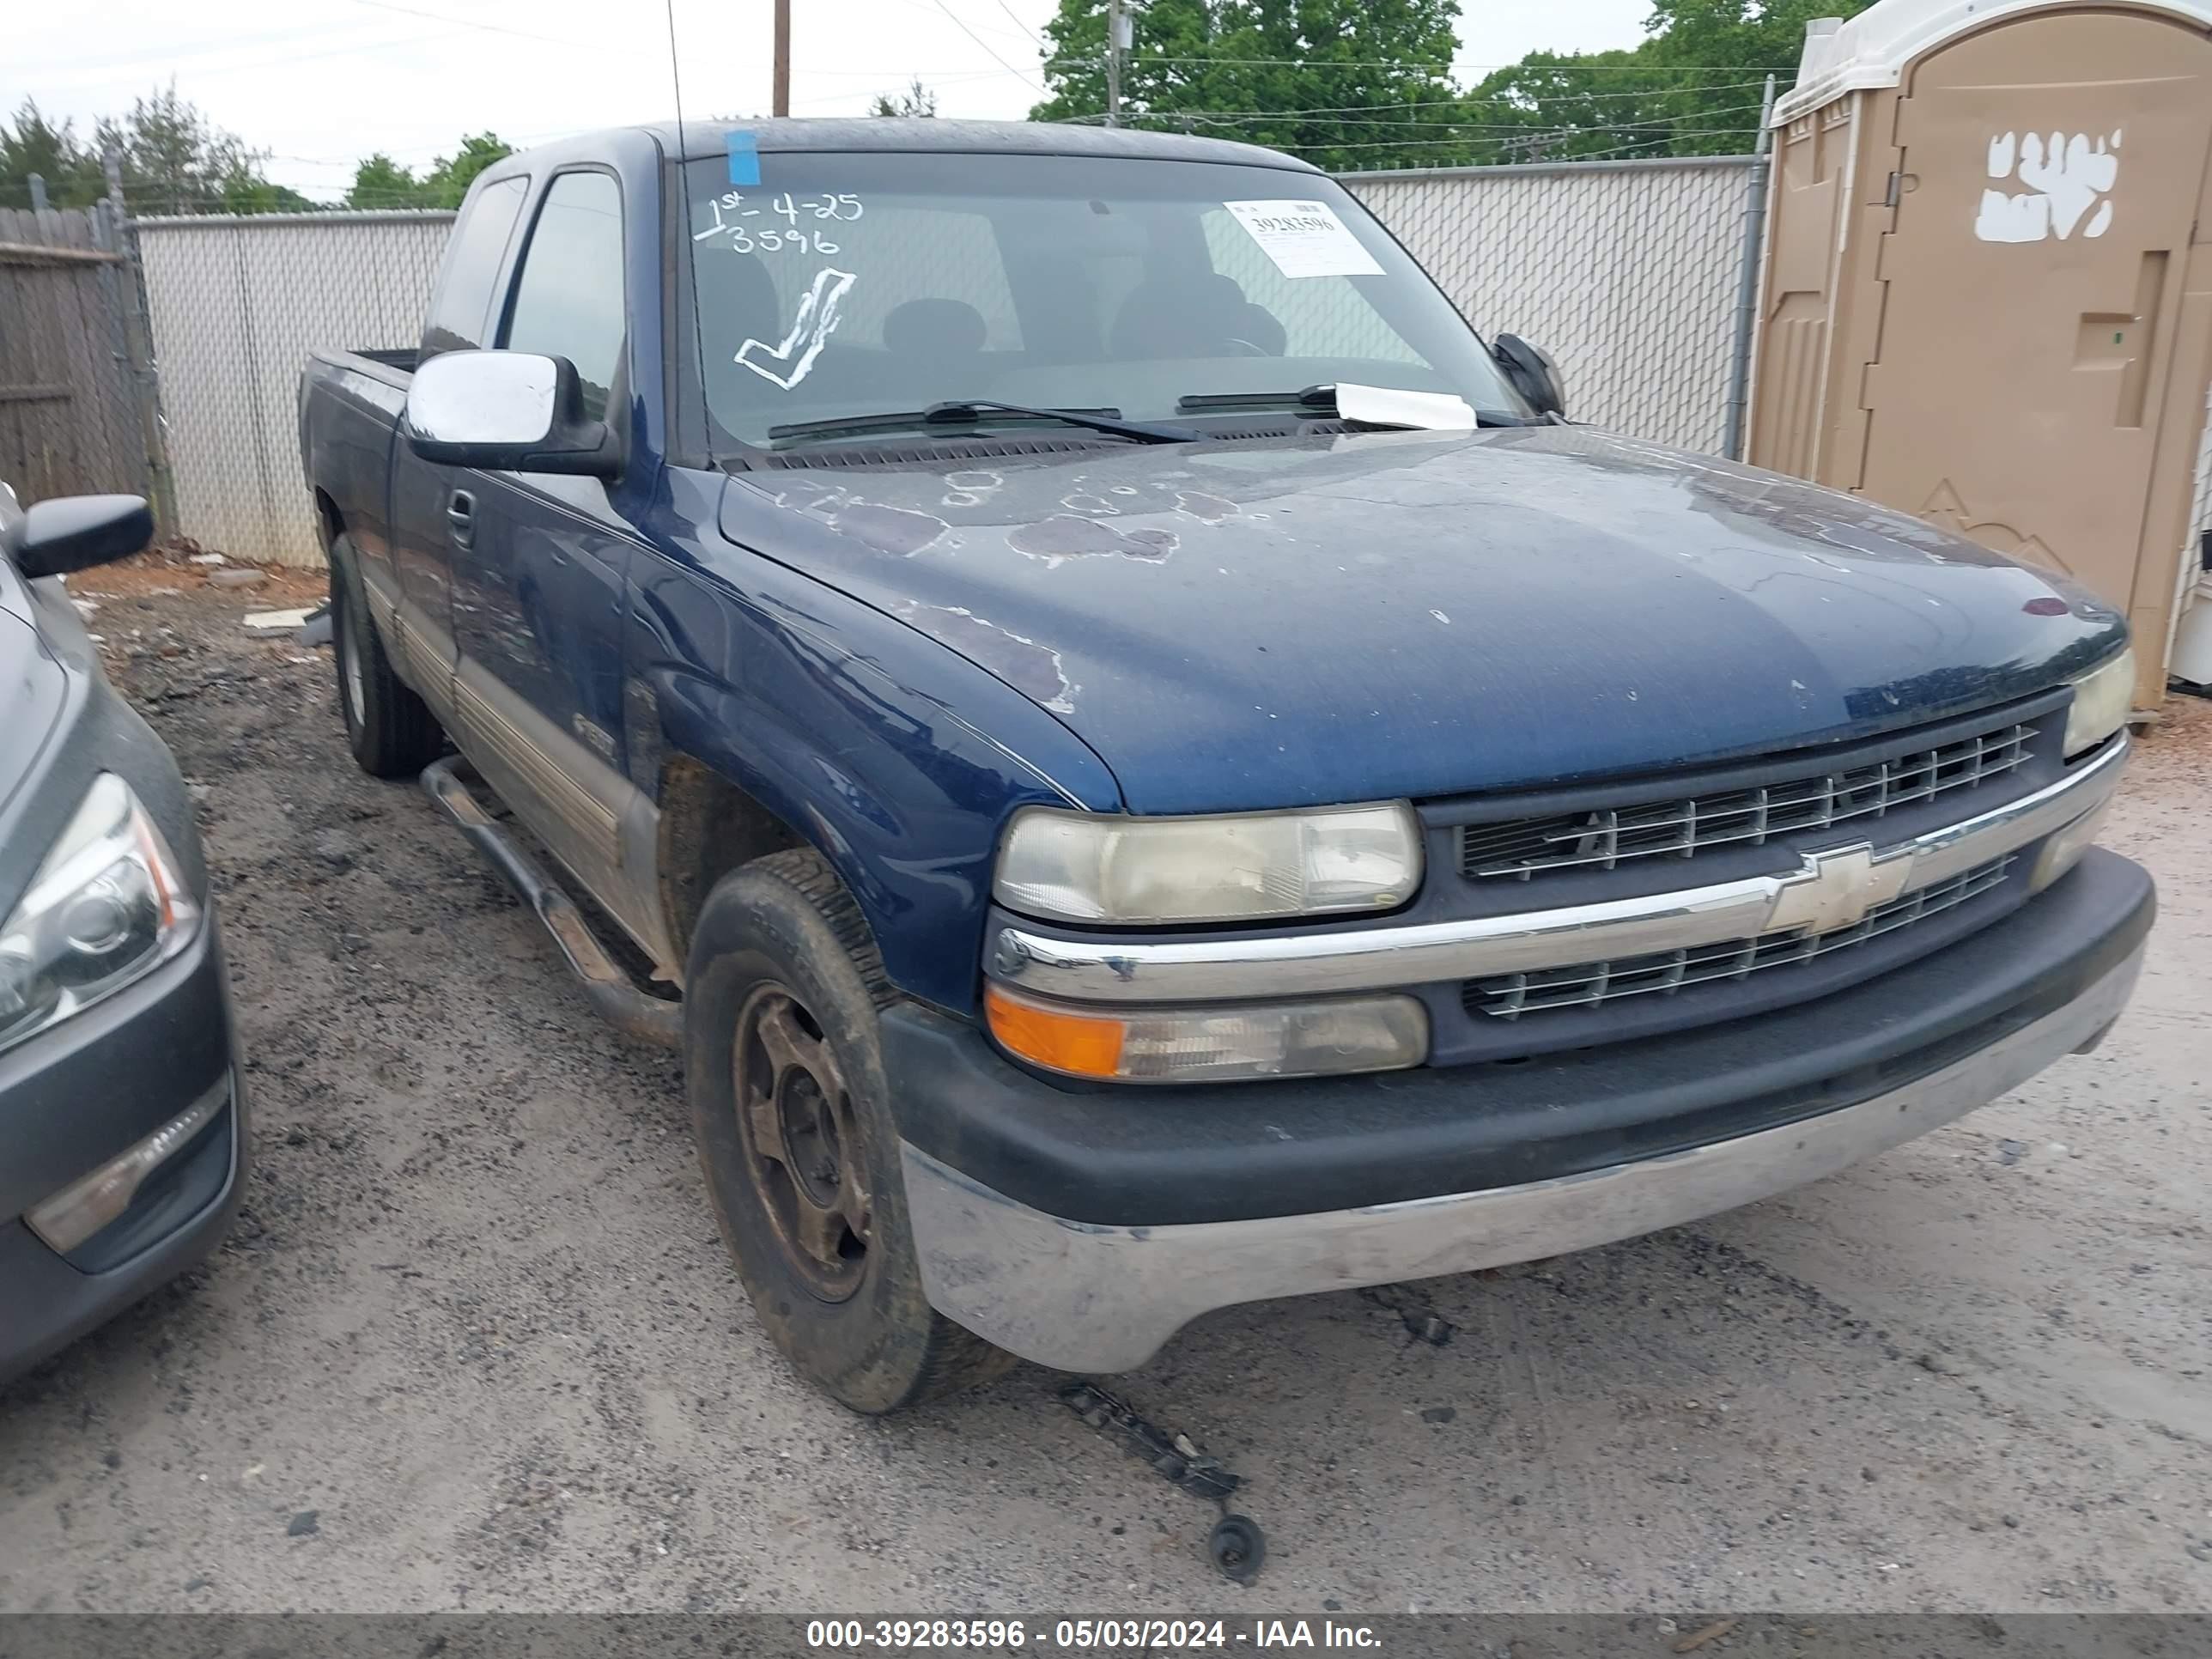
[{"left": 1, "top": 555, "right": 2208, "bottom": 1616}]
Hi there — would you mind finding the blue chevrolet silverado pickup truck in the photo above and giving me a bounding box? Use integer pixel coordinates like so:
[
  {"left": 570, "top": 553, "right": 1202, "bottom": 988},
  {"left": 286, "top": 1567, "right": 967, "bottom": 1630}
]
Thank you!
[{"left": 299, "top": 119, "right": 2151, "bottom": 1414}]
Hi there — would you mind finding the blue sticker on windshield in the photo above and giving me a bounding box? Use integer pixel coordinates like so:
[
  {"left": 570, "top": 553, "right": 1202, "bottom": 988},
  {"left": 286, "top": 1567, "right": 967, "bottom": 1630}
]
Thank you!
[{"left": 726, "top": 131, "right": 761, "bottom": 186}]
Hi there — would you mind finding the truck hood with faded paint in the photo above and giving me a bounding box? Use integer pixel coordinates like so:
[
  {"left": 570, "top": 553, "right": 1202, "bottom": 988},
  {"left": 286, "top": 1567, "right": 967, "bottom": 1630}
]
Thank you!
[{"left": 719, "top": 425, "right": 2126, "bottom": 816}]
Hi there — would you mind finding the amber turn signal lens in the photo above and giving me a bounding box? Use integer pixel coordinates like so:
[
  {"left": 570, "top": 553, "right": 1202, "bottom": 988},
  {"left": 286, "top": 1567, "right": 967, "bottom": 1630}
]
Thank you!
[
  {"left": 985, "top": 982, "right": 1430, "bottom": 1083},
  {"left": 985, "top": 982, "right": 1127, "bottom": 1079}
]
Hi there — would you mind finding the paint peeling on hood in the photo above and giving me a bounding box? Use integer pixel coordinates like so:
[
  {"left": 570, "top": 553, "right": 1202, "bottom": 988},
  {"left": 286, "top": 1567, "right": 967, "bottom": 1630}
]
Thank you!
[
  {"left": 719, "top": 425, "right": 2125, "bottom": 816},
  {"left": 1007, "top": 515, "right": 1179, "bottom": 566},
  {"left": 766, "top": 477, "right": 950, "bottom": 556},
  {"left": 832, "top": 501, "right": 948, "bottom": 556},
  {"left": 1175, "top": 489, "right": 1238, "bottom": 524},
  {"left": 890, "top": 600, "right": 1079, "bottom": 715}
]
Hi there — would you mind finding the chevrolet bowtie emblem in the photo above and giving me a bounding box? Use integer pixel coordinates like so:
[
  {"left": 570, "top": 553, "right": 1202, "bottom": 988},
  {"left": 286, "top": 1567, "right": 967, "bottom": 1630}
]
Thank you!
[{"left": 1765, "top": 842, "right": 1915, "bottom": 935}]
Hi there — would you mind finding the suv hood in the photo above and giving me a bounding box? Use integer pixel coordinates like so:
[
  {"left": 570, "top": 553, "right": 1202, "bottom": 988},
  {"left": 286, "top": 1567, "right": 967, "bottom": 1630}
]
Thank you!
[{"left": 720, "top": 426, "right": 2125, "bottom": 815}]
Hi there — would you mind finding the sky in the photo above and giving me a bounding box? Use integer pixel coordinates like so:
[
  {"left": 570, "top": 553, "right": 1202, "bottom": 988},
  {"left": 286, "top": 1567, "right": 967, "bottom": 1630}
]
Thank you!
[{"left": 5, "top": 0, "right": 1656, "bottom": 200}]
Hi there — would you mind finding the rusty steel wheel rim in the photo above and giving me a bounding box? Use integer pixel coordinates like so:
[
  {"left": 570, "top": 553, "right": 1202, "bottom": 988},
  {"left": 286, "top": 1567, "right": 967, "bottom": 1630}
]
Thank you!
[{"left": 732, "top": 983, "right": 871, "bottom": 1302}]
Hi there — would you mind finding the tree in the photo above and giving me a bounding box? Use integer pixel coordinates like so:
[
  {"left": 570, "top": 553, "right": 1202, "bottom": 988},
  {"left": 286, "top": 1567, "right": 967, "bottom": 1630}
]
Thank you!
[
  {"left": 4, "top": 95, "right": 514, "bottom": 216},
  {"left": 422, "top": 132, "right": 512, "bottom": 209},
  {"left": 348, "top": 153, "right": 430, "bottom": 209},
  {"left": 92, "top": 83, "right": 274, "bottom": 214},
  {"left": 5, "top": 88, "right": 314, "bottom": 214},
  {"left": 0, "top": 100, "right": 106, "bottom": 209},
  {"left": 869, "top": 77, "right": 939, "bottom": 118},
  {"left": 0, "top": 83, "right": 319, "bottom": 214},
  {"left": 1458, "top": 0, "right": 1880, "bottom": 163},
  {"left": 1032, "top": 0, "right": 1466, "bottom": 173},
  {"left": 1644, "top": 0, "right": 1873, "bottom": 70},
  {"left": 1032, "top": 0, "right": 1877, "bottom": 168},
  {"left": 220, "top": 174, "right": 318, "bottom": 214}
]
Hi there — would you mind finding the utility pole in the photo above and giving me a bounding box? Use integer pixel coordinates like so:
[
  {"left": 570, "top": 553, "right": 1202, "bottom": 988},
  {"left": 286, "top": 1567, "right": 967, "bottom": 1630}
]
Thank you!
[
  {"left": 1104, "top": 0, "right": 1127, "bottom": 127},
  {"left": 773, "top": 0, "right": 791, "bottom": 117}
]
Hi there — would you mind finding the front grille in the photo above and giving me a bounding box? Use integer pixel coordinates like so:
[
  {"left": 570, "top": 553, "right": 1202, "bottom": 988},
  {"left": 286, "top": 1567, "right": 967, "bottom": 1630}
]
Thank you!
[
  {"left": 1466, "top": 854, "right": 2016, "bottom": 1021},
  {"left": 1461, "top": 723, "right": 2033, "bottom": 881}
]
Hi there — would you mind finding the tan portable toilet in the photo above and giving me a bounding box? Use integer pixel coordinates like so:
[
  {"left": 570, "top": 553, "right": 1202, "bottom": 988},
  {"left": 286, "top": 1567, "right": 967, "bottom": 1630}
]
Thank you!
[{"left": 1748, "top": 0, "right": 2212, "bottom": 707}]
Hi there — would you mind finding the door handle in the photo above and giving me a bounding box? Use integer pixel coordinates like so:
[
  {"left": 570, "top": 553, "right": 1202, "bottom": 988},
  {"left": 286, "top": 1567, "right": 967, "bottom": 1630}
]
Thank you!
[{"left": 446, "top": 489, "right": 476, "bottom": 550}]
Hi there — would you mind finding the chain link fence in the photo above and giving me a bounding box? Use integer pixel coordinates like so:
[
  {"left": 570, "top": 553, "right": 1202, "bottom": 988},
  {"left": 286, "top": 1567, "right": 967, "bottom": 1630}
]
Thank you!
[
  {"left": 134, "top": 210, "right": 452, "bottom": 565},
  {"left": 1345, "top": 155, "right": 1759, "bottom": 456}
]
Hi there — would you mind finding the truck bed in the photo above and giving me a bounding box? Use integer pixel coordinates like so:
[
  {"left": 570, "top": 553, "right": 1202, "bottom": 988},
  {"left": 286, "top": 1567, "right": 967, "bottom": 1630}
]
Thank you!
[{"left": 297, "top": 349, "right": 413, "bottom": 538}]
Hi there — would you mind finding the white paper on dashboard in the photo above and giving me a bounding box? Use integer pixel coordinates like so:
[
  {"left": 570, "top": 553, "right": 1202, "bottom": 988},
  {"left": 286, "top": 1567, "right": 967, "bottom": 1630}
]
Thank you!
[
  {"left": 1224, "top": 198, "right": 1385, "bottom": 279},
  {"left": 1335, "top": 383, "right": 1478, "bottom": 429}
]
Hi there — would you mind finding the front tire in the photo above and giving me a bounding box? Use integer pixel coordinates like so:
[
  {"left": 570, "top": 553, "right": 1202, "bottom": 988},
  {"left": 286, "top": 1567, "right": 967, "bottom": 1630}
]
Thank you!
[
  {"left": 685, "top": 848, "right": 1015, "bottom": 1413},
  {"left": 330, "top": 533, "right": 444, "bottom": 779}
]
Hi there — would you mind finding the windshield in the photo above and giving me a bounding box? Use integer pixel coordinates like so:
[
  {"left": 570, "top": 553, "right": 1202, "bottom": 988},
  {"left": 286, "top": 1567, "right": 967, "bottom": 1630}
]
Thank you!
[{"left": 680, "top": 150, "right": 1526, "bottom": 451}]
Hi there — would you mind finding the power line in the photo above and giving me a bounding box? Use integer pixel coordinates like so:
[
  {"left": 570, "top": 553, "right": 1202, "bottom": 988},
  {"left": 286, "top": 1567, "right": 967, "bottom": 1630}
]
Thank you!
[
  {"left": 781, "top": 62, "right": 1036, "bottom": 76},
  {"left": 16, "top": 21, "right": 400, "bottom": 77},
  {"left": 878, "top": 0, "right": 1036, "bottom": 42},
  {"left": 1125, "top": 100, "right": 1771, "bottom": 134},
  {"left": 988, "top": 0, "right": 1042, "bottom": 43},
  {"left": 929, "top": 0, "right": 1043, "bottom": 89},
  {"left": 345, "top": 0, "right": 579, "bottom": 46},
  {"left": 1249, "top": 120, "right": 1765, "bottom": 155},
  {"left": 1053, "top": 52, "right": 1797, "bottom": 72},
  {"left": 19, "top": 24, "right": 470, "bottom": 88},
  {"left": 787, "top": 70, "right": 1009, "bottom": 109},
  {"left": 1102, "top": 80, "right": 1773, "bottom": 119},
  {"left": 259, "top": 122, "right": 583, "bottom": 171}
]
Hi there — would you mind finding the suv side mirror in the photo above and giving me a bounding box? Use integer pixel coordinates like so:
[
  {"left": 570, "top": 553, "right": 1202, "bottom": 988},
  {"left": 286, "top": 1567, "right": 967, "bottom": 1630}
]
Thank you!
[
  {"left": 14, "top": 495, "right": 154, "bottom": 580},
  {"left": 1491, "top": 334, "right": 1565, "bottom": 419},
  {"left": 402, "top": 350, "right": 617, "bottom": 477}
]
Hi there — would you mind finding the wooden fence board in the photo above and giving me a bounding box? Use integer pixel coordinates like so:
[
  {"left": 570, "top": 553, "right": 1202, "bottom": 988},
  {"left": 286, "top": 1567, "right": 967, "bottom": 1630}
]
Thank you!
[{"left": 0, "top": 207, "right": 148, "bottom": 506}]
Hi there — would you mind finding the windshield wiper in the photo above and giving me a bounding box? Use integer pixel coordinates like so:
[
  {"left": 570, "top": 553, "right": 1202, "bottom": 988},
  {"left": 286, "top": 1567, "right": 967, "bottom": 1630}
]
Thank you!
[
  {"left": 1176, "top": 385, "right": 1547, "bottom": 428},
  {"left": 769, "top": 399, "right": 1196, "bottom": 445},
  {"left": 1176, "top": 385, "right": 1340, "bottom": 413}
]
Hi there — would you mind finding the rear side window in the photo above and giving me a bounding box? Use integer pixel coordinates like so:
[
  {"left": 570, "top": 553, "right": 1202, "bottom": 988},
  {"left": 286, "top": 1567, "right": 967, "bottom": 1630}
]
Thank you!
[
  {"left": 422, "top": 175, "right": 528, "bottom": 358},
  {"left": 501, "top": 171, "right": 626, "bottom": 422}
]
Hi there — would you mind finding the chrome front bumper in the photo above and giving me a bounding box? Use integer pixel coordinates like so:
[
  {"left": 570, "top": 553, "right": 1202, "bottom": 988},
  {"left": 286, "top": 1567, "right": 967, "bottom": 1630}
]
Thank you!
[{"left": 903, "top": 943, "right": 2142, "bottom": 1373}]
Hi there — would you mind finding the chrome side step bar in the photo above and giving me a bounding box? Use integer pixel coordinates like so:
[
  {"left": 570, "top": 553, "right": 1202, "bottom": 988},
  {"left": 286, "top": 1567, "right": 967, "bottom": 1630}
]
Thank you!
[{"left": 420, "top": 756, "right": 682, "bottom": 1048}]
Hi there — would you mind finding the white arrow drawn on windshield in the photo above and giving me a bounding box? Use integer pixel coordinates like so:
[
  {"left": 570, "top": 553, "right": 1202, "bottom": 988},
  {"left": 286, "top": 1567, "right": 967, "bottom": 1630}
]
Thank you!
[{"left": 735, "top": 267, "right": 857, "bottom": 391}]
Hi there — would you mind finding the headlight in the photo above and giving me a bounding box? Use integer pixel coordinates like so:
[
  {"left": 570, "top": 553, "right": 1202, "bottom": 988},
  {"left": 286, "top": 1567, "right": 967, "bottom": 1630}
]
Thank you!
[
  {"left": 0, "top": 775, "right": 199, "bottom": 1054},
  {"left": 2063, "top": 647, "right": 2134, "bottom": 758},
  {"left": 994, "top": 802, "right": 1422, "bottom": 925}
]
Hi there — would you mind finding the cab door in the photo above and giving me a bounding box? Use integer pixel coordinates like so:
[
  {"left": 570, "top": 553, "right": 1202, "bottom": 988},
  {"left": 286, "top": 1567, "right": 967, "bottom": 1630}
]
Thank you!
[
  {"left": 446, "top": 167, "right": 647, "bottom": 902},
  {"left": 382, "top": 173, "right": 531, "bottom": 715}
]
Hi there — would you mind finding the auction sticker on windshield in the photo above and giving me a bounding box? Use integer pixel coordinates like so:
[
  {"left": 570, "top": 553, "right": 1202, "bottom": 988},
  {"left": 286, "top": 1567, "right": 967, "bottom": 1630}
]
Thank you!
[{"left": 1224, "top": 198, "right": 1383, "bottom": 279}]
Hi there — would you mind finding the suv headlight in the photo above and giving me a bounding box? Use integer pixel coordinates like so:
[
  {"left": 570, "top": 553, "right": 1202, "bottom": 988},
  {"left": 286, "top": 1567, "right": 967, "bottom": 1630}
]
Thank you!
[
  {"left": 994, "top": 801, "right": 1423, "bottom": 925},
  {"left": 0, "top": 775, "right": 199, "bottom": 1054},
  {"left": 2063, "top": 647, "right": 2134, "bottom": 758}
]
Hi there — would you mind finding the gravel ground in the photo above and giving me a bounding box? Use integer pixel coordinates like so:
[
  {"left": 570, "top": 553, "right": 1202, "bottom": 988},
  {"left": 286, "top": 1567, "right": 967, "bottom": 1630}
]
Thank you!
[{"left": 1, "top": 556, "right": 2208, "bottom": 1617}]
